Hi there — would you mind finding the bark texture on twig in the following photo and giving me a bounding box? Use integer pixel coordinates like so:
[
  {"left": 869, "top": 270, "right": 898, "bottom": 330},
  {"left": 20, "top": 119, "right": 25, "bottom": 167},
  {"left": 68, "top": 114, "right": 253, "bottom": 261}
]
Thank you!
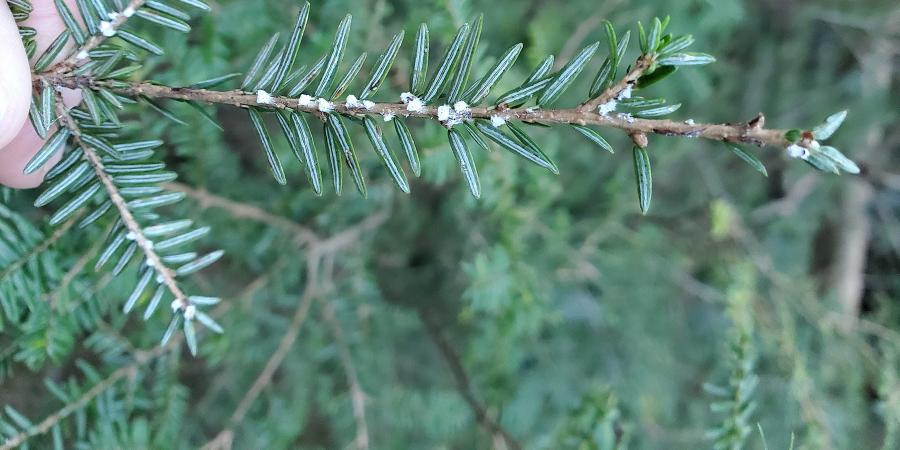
[
  {"left": 35, "top": 73, "right": 794, "bottom": 151},
  {"left": 56, "top": 100, "right": 190, "bottom": 307}
]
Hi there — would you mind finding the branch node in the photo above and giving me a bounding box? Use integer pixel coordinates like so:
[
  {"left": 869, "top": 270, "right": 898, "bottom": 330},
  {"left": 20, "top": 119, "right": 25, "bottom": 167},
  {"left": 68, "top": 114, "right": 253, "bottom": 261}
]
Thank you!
[
  {"left": 749, "top": 113, "right": 765, "bottom": 130},
  {"left": 630, "top": 131, "right": 649, "bottom": 149}
]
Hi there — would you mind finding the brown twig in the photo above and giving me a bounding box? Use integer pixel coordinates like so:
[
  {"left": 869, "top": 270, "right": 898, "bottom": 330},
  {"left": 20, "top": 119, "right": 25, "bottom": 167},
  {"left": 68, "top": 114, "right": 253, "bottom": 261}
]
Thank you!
[
  {"left": 47, "top": 0, "right": 148, "bottom": 75},
  {"left": 580, "top": 54, "right": 655, "bottom": 112},
  {"left": 164, "top": 181, "right": 318, "bottom": 243},
  {"left": 55, "top": 101, "right": 190, "bottom": 308},
  {"left": 197, "top": 202, "right": 387, "bottom": 450},
  {"left": 318, "top": 262, "right": 370, "bottom": 450},
  {"left": 0, "top": 343, "right": 169, "bottom": 450},
  {"left": 35, "top": 73, "right": 794, "bottom": 150},
  {"left": 199, "top": 210, "right": 386, "bottom": 450},
  {"left": 167, "top": 181, "right": 389, "bottom": 251},
  {"left": 418, "top": 311, "right": 522, "bottom": 450},
  {"left": 226, "top": 261, "right": 318, "bottom": 425},
  {"left": 200, "top": 257, "right": 319, "bottom": 450}
]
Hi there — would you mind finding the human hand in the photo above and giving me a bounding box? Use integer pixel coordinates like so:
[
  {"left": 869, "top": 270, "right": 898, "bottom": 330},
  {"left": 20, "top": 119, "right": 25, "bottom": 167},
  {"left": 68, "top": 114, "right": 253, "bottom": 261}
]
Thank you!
[{"left": 0, "top": 0, "right": 81, "bottom": 189}]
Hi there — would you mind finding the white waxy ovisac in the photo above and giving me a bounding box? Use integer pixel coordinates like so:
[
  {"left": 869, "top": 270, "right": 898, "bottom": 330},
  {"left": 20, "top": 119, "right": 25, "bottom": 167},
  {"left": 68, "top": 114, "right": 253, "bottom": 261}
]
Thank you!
[
  {"left": 256, "top": 90, "right": 274, "bottom": 105},
  {"left": 598, "top": 100, "right": 617, "bottom": 115},
  {"left": 407, "top": 98, "right": 425, "bottom": 113},
  {"left": 453, "top": 101, "right": 470, "bottom": 114},
  {"left": 401, "top": 92, "right": 426, "bottom": 113},
  {"left": 99, "top": 21, "right": 116, "bottom": 37},
  {"left": 437, "top": 105, "right": 451, "bottom": 122},
  {"left": 345, "top": 95, "right": 363, "bottom": 108},
  {"left": 317, "top": 98, "right": 335, "bottom": 112},
  {"left": 490, "top": 116, "right": 507, "bottom": 127},
  {"left": 298, "top": 94, "right": 315, "bottom": 108}
]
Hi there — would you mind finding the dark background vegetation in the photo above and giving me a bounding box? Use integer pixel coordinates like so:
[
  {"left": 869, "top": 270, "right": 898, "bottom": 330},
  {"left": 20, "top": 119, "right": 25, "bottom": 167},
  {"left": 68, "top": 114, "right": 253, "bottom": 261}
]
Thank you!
[{"left": 2, "top": 0, "right": 898, "bottom": 448}]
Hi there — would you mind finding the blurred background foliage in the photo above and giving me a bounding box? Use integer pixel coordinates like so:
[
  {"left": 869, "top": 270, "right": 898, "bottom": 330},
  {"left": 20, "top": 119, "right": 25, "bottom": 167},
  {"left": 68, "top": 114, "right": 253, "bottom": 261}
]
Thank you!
[{"left": 1, "top": 0, "right": 898, "bottom": 449}]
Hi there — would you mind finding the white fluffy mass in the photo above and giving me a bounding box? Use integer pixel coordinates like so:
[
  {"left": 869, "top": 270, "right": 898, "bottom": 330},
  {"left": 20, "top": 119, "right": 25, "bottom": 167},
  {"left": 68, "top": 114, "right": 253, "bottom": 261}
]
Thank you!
[
  {"left": 598, "top": 100, "right": 617, "bottom": 116},
  {"left": 99, "top": 21, "right": 116, "bottom": 37},
  {"left": 317, "top": 98, "right": 335, "bottom": 113},
  {"left": 298, "top": 94, "right": 315, "bottom": 108},
  {"left": 256, "top": 90, "right": 274, "bottom": 105},
  {"left": 401, "top": 92, "right": 426, "bottom": 113},
  {"left": 345, "top": 95, "right": 363, "bottom": 109},
  {"left": 407, "top": 98, "right": 425, "bottom": 113},
  {"left": 437, "top": 105, "right": 452, "bottom": 122}
]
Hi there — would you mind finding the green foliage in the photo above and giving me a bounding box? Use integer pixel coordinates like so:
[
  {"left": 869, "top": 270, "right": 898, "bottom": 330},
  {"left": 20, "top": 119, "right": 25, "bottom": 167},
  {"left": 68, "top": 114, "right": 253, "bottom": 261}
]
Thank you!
[
  {"left": 552, "top": 387, "right": 627, "bottom": 450},
  {"left": 1, "top": 0, "right": 897, "bottom": 449},
  {"left": 705, "top": 266, "right": 759, "bottom": 450}
]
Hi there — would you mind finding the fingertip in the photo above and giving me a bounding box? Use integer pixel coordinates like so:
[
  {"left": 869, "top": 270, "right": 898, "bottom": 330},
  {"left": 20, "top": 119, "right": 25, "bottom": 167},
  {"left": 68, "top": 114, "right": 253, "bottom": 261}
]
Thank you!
[
  {"left": 0, "top": 0, "right": 83, "bottom": 189},
  {"left": 0, "top": 123, "right": 63, "bottom": 189},
  {"left": 24, "top": 0, "right": 80, "bottom": 63},
  {"left": 0, "top": 4, "right": 34, "bottom": 149}
]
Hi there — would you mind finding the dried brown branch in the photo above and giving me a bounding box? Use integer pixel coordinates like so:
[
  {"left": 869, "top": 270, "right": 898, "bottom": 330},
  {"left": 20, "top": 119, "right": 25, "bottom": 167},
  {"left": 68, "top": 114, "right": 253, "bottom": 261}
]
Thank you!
[
  {"left": 164, "top": 181, "right": 318, "bottom": 244},
  {"left": 35, "top": 73, "right": 794, "bottom": 150},
  {"left": 203, "top": 258, "right": 319, "bottom": 450},
  {"left": 199, "top": 211, "right": 387, "bottom": 450},
  {"left": 167, "top": 181, "right": 388, "bottom": 251},
  {"left": 418, "top": 311, "right": 522, "bottom": 450},
  {"left": 319, "top": 288, "right": 370, "bottom": 450},
  {"left": 238, "top": 270, "right": 316, "bottom": 412},
  {"left": 0, "top": 342, "right": 169, "bottom": 450}
]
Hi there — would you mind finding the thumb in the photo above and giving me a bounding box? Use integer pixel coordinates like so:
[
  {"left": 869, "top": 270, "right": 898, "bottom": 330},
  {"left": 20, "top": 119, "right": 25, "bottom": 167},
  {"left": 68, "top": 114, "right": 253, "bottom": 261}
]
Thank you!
[
  {"left": 0, "top": 0, "right": 80, "bottom": 189},
  {"left": 0, "top": 3, "right": 33, "bottom": 150}
]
